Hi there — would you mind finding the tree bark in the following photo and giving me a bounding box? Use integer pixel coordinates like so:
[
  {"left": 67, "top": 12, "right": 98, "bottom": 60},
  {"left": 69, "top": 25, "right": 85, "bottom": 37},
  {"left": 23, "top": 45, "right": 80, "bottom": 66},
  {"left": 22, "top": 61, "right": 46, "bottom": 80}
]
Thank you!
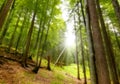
[
  {"left": 16, "top": 11, "right": 28, "bottom": 52},
  {"left": 75, "top": 26, "right": 80, "bottom": 80},
  {"left": 96, "top": 0, "right": 119, "bottom": 84},
  {"left": 84, "top": 0, "right": 98, "bottom": 84},
  {"left": 0, "top": 9, "right": 14, "bottom": 44},
  {"left": 88, "top": 0, "right": 111, "bottom": 84},
  {"left": 80, "top": 28, "right": 87, "bottom": 84},
  {"left": 8, "top": 12, "right": 21, "bottom": 52},
  {"left": 47, "top": 55, "right": 51, "bottom": 70},
  {"left": 22, "top": 11, "right": 36, "bottom": 67},
  {"left": 0, "top": 0, "right": 14, "bottom": 30}
]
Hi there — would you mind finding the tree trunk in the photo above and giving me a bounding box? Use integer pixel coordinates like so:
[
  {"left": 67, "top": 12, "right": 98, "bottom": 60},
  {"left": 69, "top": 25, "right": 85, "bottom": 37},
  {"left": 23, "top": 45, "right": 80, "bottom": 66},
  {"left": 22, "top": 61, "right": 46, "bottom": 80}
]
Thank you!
[
  {"left": 0, "top": 9, "right": 14, "bottom": 44},
  {"left": 96, "top": 0, "right": 119, "bottom": 84},
  {"left": 84, "top": 0, "right": 98, "bottom": 84},
  {"left": 47, "top": 55, "right": 51, "bottom": 70},
  {"left": 15, "top": 11, "right": 28, "bottom": 52},
  {"left": 80, "top": 28, "right": 87, "bottom": 84},
  {"left": 88, "top": 0, "right": 111, "bottom": 84},
  {"left": 111, "top": 0, "right": 120, "bottom": 25},
  {"left": 22, "top": 11, "right": 36, "bottom": 67},
  {"left": 75, "top": 27, "right": 80, "bottom": 80},
  {"left": 0, "top": 0, "right": 14, "bottom": 30},
  {"left": 33, "top": 19, "right": 42, "bottom": 50},
  {"left": 8, "top": 12, "right": 21, "bottom": 52}
]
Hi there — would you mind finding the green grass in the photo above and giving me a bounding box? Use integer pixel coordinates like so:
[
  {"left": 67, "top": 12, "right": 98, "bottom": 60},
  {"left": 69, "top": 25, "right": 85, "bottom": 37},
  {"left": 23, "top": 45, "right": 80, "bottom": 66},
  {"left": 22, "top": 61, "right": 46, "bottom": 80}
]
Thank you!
[{"left": 63, "top": 64, "right": 90, "bottom": 79}]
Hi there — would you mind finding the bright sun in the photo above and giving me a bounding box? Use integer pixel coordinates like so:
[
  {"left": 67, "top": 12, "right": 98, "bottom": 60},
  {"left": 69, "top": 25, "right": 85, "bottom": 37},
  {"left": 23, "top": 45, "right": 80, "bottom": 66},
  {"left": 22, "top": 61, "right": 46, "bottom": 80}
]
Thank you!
[{"left": 65, "top": 31, "right": 75, "bottom": 47}]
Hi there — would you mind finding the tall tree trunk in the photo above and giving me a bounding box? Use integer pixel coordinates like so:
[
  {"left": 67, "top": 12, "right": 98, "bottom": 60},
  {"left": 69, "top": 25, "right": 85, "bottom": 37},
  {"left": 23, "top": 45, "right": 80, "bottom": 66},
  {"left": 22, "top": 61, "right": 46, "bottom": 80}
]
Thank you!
[
  {"left": 0, "top": 9, "right": 15, "bottom": 44},
  {"left": 96, "top": 0, "right": 119, "bottom": 84},
  {"left": 75, "top": 26, "right": 80, "bottom": 80},
  {"left": 33, "top": 19, "right": 42, "bottom": 50},
  {"left": 0, "top": 0, "right": 14, "bottom": 30},
  {"left": 111, "top": 0, "right": 120, "bottom": 25},
  {"left": 88, "top": 0, "right": 111, "bottom": 84},
  {"left": 84, "top": 0, "right": 98, "bottom": 84},
  {"left": 22, "top": 11, "right": 37, "bottom": 67},
  {"left": 8, "top": 12, "right": 21, "bottom": 52},
  {"left": 80, "top": 28, "right": 87, "bottom": 84},
  {"left": 16, "top": 11, "right": 28, "bottom": 52}
]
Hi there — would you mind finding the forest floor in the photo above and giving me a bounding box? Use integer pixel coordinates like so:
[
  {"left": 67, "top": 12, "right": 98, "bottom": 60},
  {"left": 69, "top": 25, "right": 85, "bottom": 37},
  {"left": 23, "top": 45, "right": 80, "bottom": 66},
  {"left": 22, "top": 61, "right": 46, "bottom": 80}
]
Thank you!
[{"left": 0, "top": 46, "right": 89, "bottom": 84}]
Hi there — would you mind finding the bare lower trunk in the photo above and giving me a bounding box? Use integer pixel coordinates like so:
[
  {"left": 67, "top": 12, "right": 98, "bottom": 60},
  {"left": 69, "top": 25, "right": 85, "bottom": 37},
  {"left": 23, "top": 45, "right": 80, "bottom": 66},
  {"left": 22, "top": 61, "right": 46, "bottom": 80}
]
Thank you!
[
  {"left": 47, "top": 55, "right": 51, "bottom": 70},
  {"left": 96, "top": 0, "right": 119, "bottom": 84},
  {"left": 88, "top": 0, "right": 111, "bottom": 84}
]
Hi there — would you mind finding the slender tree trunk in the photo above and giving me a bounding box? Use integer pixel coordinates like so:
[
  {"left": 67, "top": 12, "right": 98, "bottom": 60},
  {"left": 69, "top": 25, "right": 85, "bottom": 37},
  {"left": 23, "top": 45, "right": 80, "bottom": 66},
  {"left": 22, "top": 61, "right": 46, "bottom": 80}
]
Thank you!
[
  {"left": 16, "top": 11, "right": 28, "bottom": 52},
  {"left": 32, "top": 0, "right": 55, "bottom": 73},
  {"left": 47, "top": 55, "right": 51, "bottom": 70},
  {"left": 0, "top": 0, "right": 14, "bottom": 30},
  {"left": 75, "top": 27, "right": 80, "bottom": 80},
  {"left": 74, "top": 11, "right": 80, "bottom": 80},
  {"left": 111, "top": 0, "right": 120, "bottom": 24},
  {"left": 88, "top": 0, "right": 111, "bottom": 84},
  {"left": 8, "top": 12, "right": 21, "bottom": 52},
  {"left": 33, "top": 20, "right": 42, "bottom": 50},
  {"left": 22, "top": 11, "right": 37, "bottom": 67},
  {"left": 84, "top": 0, "right": 98, "bottom": 84},
  {"left": 0, "top": 9, "right": 14, "bottom": 44},
  {"left": 80, "top": 28, "right": 87, "bottom": 84},
  {"left": 96, "top": 0, "right": 119, "bottom": 84},
  {"left": 38, "top": 17, "right": 52, "bottom": 68}
]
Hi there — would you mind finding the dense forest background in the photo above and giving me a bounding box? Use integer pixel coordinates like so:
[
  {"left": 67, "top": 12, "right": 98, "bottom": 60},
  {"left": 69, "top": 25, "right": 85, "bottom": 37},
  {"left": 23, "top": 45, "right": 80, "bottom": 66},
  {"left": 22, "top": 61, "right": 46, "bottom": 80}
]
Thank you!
[{"left": 0, "top": 0, "right": 120, "bottom": 84}]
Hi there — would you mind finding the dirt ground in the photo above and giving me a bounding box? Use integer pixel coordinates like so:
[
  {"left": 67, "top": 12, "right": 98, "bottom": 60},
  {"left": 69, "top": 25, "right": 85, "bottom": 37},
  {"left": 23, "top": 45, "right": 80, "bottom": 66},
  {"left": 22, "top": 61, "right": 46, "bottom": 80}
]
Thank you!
[{"left": 0, "top": 47, "right": 87, "bottom": 84}]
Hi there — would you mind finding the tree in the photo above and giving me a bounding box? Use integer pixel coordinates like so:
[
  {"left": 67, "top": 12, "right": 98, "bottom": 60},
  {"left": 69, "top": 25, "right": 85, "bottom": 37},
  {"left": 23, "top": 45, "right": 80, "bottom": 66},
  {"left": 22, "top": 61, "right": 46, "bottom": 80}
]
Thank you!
[
  {"left": 22, "top": 0, "right": 38, "bottom": 67},
  {"left": 88, "top": 0, "right": 111, "bottom": 84},
  {"left": 96, "top": 0, "right": 119, "bottom": 83},
  {"left": 8, "top": 12, "right": 21, "bottom": 52},
  {"left": 74, "top": 17, "right": 80, "bottom": 80},
  {"left": 0, "top": 0, "right": 14, "bottom": 30}
]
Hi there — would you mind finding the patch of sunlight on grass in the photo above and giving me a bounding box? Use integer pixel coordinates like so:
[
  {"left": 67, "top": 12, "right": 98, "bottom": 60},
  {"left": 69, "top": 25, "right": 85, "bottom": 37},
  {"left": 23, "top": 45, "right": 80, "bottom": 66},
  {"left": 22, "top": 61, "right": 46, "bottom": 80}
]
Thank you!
[
  {"left": 54, "top": 73, "right": 65, "bottom": 81},
  {"left": 63, "top": 64, "right": 90, "bottom": 79},
  {"left": 51, "top": 80, "right": 63, "bottom": 84},
  {"left": 50, "top": 70, "right": 66, "bottom": 84},
  {"left": 63, "top": 64, "right": 77, "bottom": 77}
]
